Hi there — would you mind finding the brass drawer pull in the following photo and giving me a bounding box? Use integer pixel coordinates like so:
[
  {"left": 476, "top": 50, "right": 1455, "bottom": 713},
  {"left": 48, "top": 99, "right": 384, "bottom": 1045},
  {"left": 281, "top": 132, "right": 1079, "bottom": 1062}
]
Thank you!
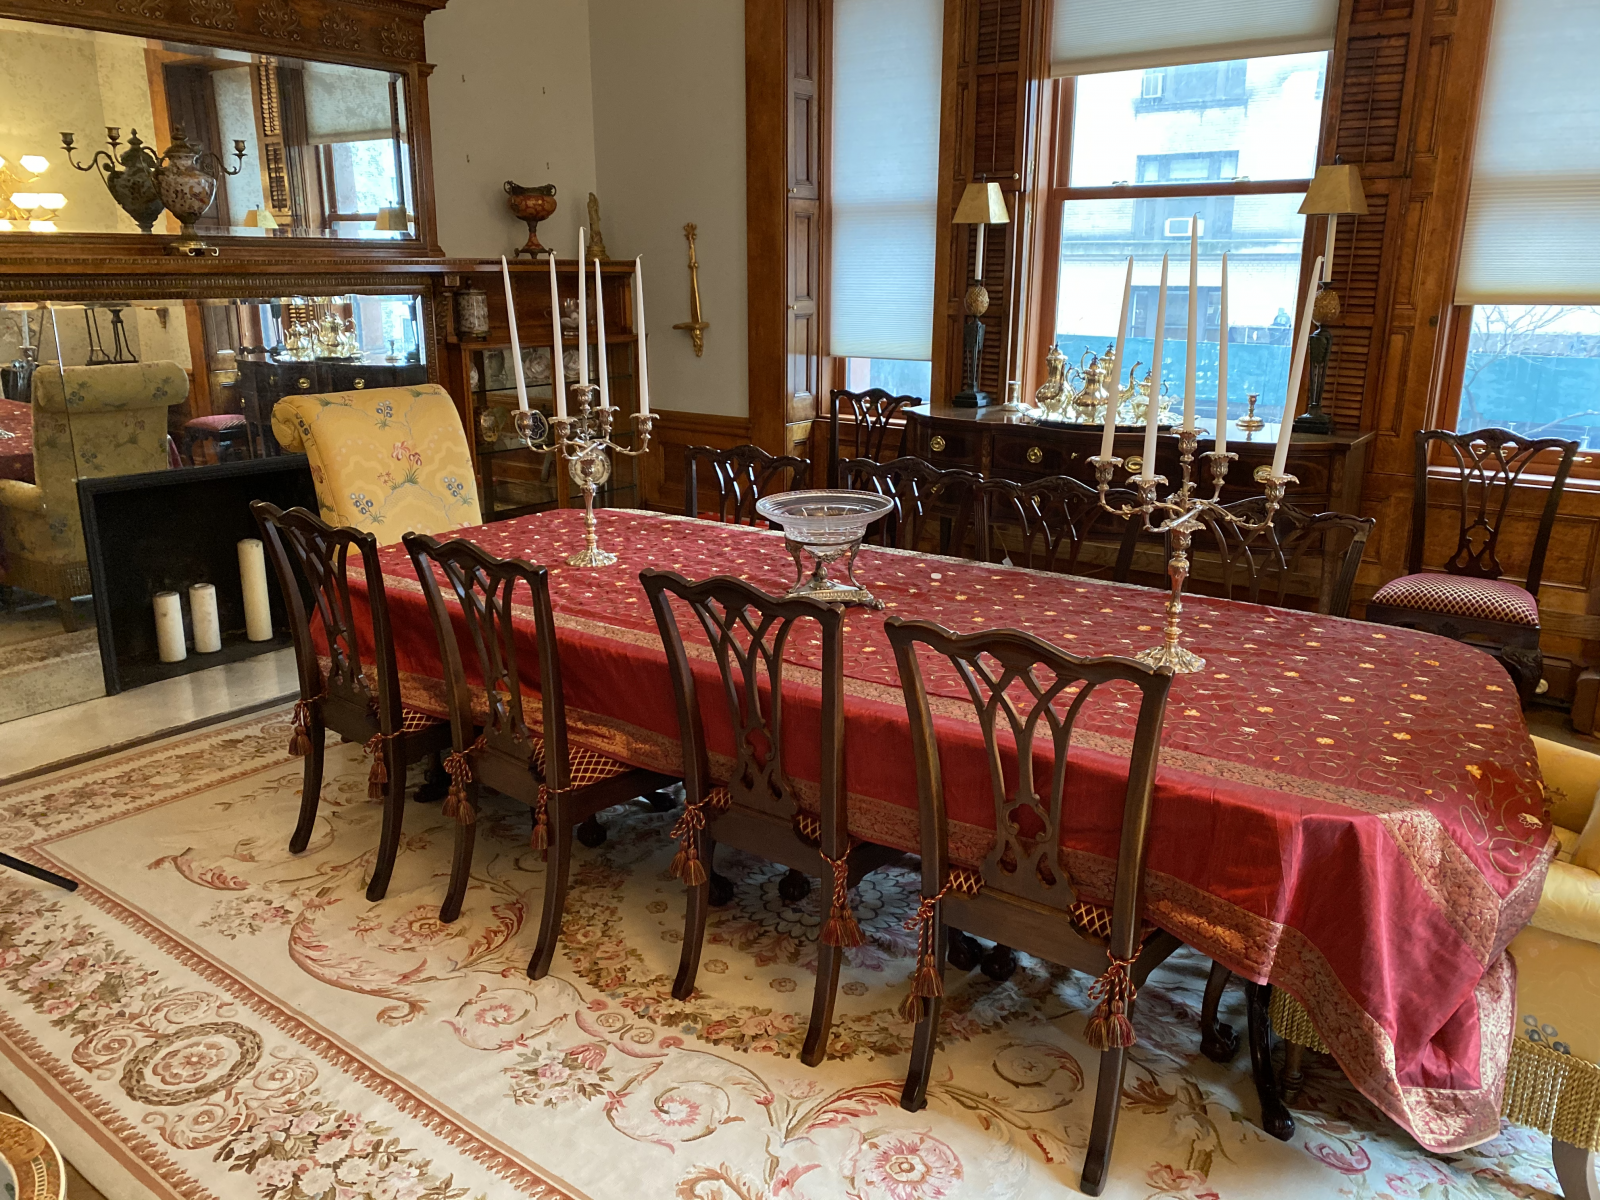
[
  {"left": 297, "top": 377, "right": 311, "bottom": 390},
  {"left": 1125, "top": 455, "right": 1143, "bottom": 474},
  {"left": 929, "top": 434, "right": 947, "bottom": 453},
  {"left": 353, "top": 377, "right": 366, "bottom": 389},
  {"left": 1026, "top": 445, "right": 1044, "bottom": 465}
]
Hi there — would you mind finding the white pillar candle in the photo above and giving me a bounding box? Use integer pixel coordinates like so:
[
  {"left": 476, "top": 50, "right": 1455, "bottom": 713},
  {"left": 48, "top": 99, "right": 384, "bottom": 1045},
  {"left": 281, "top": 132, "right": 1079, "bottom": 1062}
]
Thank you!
[
  {"left": 1184, "top": 216, "right": 1198, "bottom": 431},
  {"left": 154, "top": 591, "right": 186, "bottom": 663},
  {"left": 594, "top": 257, "right": 611, "bottom": 409},
  {"left": 1101, "top": 256, "right": 1133, "bottom": 462},
  {"left": 1273, "top": 255, "right": 1324, "bottom": 478},
  {"left": 238, "top": 538, "right": 274, "bottom": 642},
  {"left": 501, "top": 256, "right": 529, "bottom": 411},
  {"left": 1141, "top": 254, "right": 1169, "bottom": 480},
  {"left": 576, "top": 228, "right": 589, "bottom": 388},
  {"left": 1216, "top": 253, "right": 1230, "bottom": 458},
  {"left": 548, "top": 251, "right": 566, "bottom": 418},
  {"left": 634, "top": 256, "right": 651, "bottom": 417},
  {"left": 189, "top": 582, "right": 222, "bottom": 653}
]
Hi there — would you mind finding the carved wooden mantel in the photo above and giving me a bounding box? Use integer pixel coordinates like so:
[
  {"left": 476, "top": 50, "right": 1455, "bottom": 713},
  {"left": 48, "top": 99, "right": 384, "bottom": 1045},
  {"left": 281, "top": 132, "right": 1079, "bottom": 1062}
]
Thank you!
[{"left": 0, "top": 0, "right": 443, "bottom": 71}]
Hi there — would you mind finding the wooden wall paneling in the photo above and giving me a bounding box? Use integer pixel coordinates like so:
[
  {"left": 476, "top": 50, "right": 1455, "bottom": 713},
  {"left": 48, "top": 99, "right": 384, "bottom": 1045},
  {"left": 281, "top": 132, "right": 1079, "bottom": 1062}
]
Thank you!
[{"left": 642, "top": 410, "right": 756, "bottom": 514}]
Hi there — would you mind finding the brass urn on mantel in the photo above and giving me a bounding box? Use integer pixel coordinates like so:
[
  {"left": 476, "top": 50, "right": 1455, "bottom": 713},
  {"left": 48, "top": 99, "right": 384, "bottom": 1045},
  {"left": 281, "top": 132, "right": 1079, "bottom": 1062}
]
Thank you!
[
  {"left": 505, "top": 181, "right": 557, "bottom": 259},
  {"left": 155, "top": 125, "right": 245, "bottom": 257}
]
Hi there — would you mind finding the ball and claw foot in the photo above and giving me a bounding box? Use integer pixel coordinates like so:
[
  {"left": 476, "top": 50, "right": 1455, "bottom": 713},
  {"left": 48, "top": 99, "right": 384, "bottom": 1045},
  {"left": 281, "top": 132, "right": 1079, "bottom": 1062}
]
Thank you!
[
  {"left": 979, "top": 942, "right": 1018, "bottom": 982},
  {"left": 946, "top": 932, "right": 982, "bottom": 972},
  {"left": 708, "top": 871, "right": 735, "bottom": 908},
  {"left": 576, "top": 816, "right": 606, "bottom": 848},
  {"left": 1201, "top": 1019, "right": 1240, "bottom": 1064},
  {"left": 778, "top": 868, "right": 811, "bottom": 903},
  {"left": 415, "top": 755, "right": 450, "bottom": 804},
  {"left": 644, "top": 789, "right": 678, "bottom": 813}
]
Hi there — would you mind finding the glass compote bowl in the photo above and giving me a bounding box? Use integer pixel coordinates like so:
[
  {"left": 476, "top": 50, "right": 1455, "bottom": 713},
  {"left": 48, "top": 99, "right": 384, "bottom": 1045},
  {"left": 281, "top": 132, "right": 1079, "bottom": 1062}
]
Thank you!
[{"left": 755, "top": 489, "right": 894, "bottom": 609}]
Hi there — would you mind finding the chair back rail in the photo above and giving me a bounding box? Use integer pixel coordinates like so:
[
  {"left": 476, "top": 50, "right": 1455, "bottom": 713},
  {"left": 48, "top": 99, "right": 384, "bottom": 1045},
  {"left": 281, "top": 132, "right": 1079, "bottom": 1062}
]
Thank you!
[
  {"left": 838, "top": 455, "right": 981, "bottom": 556},
  {"left": 973, "top": 474, "right": 1143, "bottom": 581},
  {"left": 884, "top": 618, "right": 1171, "bottom": 964},
  {"left": 1410, "top": 428, "right": 1579, "bottom": 594},
  {"left": 1188, "top": 497, "right": 1375, "bottom": 618},
  {"left": 402, "top": 532, "right": 567, "bottom": 785},
  {"left": 641, "top": 570, "right": 847, "bottom": 855},
  {"left": 828, "top": 387, "right": 918, "bottom": 487},
  {"left": 684, "top": 443, "right": 810, "bottom": 524},
  {"left": 252, "top": 501, "right": 400, "bottom": 734}
]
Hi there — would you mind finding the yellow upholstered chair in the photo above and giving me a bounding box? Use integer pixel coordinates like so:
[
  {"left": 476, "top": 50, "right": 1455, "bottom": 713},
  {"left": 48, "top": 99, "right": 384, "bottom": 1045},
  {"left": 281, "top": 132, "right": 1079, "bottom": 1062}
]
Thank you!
[
  {"left": 270, "top": 384, "right": 481, "bottom": 544},
  {"left": 0, "top": 361, "right": 187, "bottom": 629}
]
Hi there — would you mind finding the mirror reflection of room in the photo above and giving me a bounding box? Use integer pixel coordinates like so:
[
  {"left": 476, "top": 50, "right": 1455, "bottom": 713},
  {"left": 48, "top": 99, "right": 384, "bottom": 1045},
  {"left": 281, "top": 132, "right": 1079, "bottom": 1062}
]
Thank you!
[{"left": 0, "top": 17, "right": 414, "bottom": 240}]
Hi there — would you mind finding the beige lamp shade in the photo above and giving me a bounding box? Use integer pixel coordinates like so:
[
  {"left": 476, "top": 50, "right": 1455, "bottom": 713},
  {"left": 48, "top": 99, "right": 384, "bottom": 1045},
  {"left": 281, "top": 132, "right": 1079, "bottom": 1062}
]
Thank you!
[
  {"left": 242, "top": 208, "right": 278, "bottom": 229},
  {"left": 1299, "top": 164, "right": 1369, "bottom": 216},
  {"left": 953, "top": 181, "right": 1010, "bottom": 225},
  {"left": 374, "top": 206, "right": 410, "bottom": 231}
]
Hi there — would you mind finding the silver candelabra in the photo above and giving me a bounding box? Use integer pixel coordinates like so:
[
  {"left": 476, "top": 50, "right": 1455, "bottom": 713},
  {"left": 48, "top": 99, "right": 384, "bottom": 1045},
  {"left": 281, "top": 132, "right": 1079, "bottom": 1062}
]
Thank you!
[
  {"left": 1089, "top": 430, "right": 1295, "bottom": 673},
  {"left": 515, "top": 384, "right": 654, "bottom": 568}
]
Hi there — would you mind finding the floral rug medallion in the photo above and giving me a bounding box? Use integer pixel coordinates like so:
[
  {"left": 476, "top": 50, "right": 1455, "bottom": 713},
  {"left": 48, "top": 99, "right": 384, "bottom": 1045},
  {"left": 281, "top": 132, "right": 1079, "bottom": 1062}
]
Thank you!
[{"left": 0, "top": 710, "right": 1566, "bottom": 1200}]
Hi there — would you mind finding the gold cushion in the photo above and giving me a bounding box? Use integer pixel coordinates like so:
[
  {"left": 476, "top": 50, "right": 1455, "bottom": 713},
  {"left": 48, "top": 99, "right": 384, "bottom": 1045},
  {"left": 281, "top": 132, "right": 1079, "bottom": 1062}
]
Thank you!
[
  {"left": 1533, "top": 735, "right": 1600, "bottom": 833},
  {"left": 1576, "top": 796, "right": 1600, "bottom": 874},
  {"left": 272, "top": 384, "right": 481, "bottom": 544},
  {"left": 1511, "top": 922, "right": 1600, "bottom": 1065},
  {"left": 1531, "top": 858, "right": 1600, "bottom": 943}
]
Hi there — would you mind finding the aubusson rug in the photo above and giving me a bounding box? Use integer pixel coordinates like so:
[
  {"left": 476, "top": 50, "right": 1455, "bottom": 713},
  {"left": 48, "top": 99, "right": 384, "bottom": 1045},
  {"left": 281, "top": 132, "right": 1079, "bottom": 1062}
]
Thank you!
[{"left": 0, "top": 708, "right": 1569, "bottom": 1200}]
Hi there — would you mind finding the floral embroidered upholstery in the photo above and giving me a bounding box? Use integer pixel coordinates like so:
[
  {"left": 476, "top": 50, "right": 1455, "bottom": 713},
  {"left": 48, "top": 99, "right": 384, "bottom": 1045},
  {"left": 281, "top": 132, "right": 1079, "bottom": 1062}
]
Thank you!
[
  {"left": 271, "top": 385, "right": 481, "bottom": 544},
  {"left": 1369, "top": 573, "right": 1540, "bottom": 627},
  {"left": 0, "top": 362, "right": 186, "bottom": 616}
]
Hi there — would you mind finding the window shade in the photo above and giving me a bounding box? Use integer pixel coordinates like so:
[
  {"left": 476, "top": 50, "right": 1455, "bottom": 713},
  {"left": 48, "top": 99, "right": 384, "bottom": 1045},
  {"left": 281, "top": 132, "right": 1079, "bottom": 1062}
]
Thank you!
[
  {"left": 829, "top": 0, "right": 942, "bottom": 362},
  {"left": 1050, "top": 0, "right": 1337, "bottom": 77},
  {"left": 303, "top": 63, "right": 399, "bottom": 145},
  {"left": 1455, "top": 0, "right": 1600, "bottom": 305}
]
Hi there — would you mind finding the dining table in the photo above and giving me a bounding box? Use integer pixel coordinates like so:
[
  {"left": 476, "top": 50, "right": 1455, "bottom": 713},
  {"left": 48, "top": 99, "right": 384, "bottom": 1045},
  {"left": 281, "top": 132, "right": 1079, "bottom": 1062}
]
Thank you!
[{"left": 350, "top": 505, "right": 1553, "bottom": 1157}]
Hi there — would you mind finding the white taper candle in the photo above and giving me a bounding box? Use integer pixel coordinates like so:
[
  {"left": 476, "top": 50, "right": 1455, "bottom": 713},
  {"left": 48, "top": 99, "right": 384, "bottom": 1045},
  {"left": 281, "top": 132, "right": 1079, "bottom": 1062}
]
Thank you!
[
  {"left": 634, "top": 256, "right": 650, "bottom": 417},
  {"left": 154, "top": 591, "right": 186, "bottom": 663},
  {"left": 1184, "top": 216, "right": 1198, "bottom": 431},
  {"left": 1142, "top": 254, "right": 1169, "bottom": 480},
  {"left": 1102, "top": 256, "right": 1133, "bottom": 462},
  {"left": 577, "top": 228, "right": 589, "bottom": 388},
  {"left": 594, "top": 257, "right": 611, "bottom": 409},
  {"left": 548, "top": 251, "right": 566, "bottom": 418},
  {"left": 500, "top": 256, "right": 528, "bottom": 411},
  {"left": 1216, "top": 253, "right": 1230, "bottom": 458},
  {"left": 1273, "top": 255, "right": 1324, "bottom": 478}
]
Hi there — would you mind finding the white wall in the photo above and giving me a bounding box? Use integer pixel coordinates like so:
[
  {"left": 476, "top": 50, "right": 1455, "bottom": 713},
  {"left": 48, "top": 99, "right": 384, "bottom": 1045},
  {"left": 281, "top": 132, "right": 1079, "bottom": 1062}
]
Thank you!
[
  {"left": 588, "top": 0, "right": 747, "bottom": 418},
  {"left": 425, "top": 0, "right": 599, "bottom": 260}
]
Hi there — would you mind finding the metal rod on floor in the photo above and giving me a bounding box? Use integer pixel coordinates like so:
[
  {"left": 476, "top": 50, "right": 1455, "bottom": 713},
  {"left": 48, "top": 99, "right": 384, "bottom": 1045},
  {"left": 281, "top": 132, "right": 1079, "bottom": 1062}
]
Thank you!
[{"left": 0, "top": 852, "right": 78, "bottom": 891}]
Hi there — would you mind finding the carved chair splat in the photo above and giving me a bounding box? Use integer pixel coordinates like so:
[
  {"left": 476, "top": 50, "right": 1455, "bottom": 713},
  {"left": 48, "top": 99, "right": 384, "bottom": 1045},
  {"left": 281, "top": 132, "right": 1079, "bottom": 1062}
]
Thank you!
[
  {"left": 838, "top": 455, "right": 981, "bottom": 556},
  {"left": 684, "top": 443, "right": 810, "bottom": 525},
  {"left": 828, "top": 387, "right": 918, "bottom": 487}
]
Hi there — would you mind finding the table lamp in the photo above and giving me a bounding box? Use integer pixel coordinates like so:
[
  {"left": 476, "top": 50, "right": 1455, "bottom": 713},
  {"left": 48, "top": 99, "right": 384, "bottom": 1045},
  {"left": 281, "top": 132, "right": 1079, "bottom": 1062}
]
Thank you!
[
  {"left": 1294, "top": 162, "right": 1368, "bottom": 433},
  {"left": 951, "top": 180, "right": 1009, "bottom": 407}
]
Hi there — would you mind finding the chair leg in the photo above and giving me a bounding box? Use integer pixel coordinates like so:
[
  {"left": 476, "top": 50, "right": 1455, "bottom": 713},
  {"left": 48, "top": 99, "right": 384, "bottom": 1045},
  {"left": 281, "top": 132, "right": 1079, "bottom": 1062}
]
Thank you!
[
  {"left": 415, "top": 752, "right": 449, "bottom": 804},
  {"left": 899, "top": 922, "right": 946, "bottom": 1113},
  {"left": 1245, "top": 982, "right": 1295, "bottom": 1140},
  {"left": 55, "top": 598, "right": 79, "bottom": 633},
  {"left": 1553, "top": 1140, "right": 1599, "bottom": 1200},
  {"left": 801, "top": 940, "right": 843, "bottom": 1067},
  {"left": 528, "top": 797, "right": 575, "bottom": 981},
  {"left": 288, "top": 711, "right": 325, "bottom": 854},
  {"left": 1080, "top": 1042, "right": 1131, "bottom": 1196},
  {"left": 439, "top": 785, "right": 477, "bottom": 925},
  {"left": 673, "top": 838, "right": 715, "bottom": 1001},
  {"left": 366, "top": 739, "right": 406, "bottom": 902},
  {"left": 1200, "top": 960, "right": 1240, "bottom": 1062}
]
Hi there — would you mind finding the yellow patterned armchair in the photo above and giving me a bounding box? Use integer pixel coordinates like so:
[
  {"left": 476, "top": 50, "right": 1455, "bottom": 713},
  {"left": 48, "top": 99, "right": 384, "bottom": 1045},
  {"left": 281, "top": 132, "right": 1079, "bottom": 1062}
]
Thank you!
[
  {"left": 0, "top": 362, "right": 187, "bottom": 629},
  {"left": 271, "top": 384, "right": 481, "bottom": 545},
  {"left": 1504, "top": 736, "right": 1600, "bottom": 1198}
]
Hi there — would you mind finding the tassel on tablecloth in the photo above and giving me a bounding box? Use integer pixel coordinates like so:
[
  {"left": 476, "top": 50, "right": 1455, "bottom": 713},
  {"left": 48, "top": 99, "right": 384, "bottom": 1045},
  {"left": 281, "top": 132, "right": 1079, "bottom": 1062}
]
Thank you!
[{"left": 1083, "top": 953, "right": 1139, "bottom": 1050}]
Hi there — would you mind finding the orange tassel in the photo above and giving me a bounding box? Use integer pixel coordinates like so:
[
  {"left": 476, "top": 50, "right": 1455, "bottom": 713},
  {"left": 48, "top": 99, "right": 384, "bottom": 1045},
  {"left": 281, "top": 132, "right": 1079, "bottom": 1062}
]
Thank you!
[
  {"left": 820, "top": 850, "right": 864, "bottom": 948},
  {"left": 669, "top": 796, "right": 712, "bottom": 885},
  {"left": 530, "top": 788, "right": 551, "bottom": 858},
  {"left": 365, "top": 734, "right": 388, "bottom": 800},
  {"left": 1083, "top": 955, "right": 1139, "bottom": 1050},
  {"left": 288, "top": 699, "right": 316, "bottom": 757},
  {"left": 441, "top": 740, "right": 481, "bottom": 827},
  {"left": 900, "top": 887, "right": 954, "bottom": 1024}
]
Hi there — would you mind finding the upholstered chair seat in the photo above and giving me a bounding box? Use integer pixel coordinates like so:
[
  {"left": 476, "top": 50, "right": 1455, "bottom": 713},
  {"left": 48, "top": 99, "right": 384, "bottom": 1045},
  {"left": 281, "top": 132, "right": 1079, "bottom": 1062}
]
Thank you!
[
  {"left": 0, "top": 361, "right": 187, "bottom": 629},
  {"left": 1369, "top": 572, "right": 1541, "bottom": 627},
  {"left": 272, "top": 384, "right": 481, "bottom": 543}
]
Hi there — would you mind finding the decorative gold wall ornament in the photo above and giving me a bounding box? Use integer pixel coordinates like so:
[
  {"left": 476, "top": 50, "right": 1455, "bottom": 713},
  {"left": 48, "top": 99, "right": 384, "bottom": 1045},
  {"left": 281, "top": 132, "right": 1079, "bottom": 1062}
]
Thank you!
[
  {"left": 672, "top": 222, "right": 709, "bottom": 357},
  {"left": 586, "top": 193, "right": 609, "bottom": 260},
  {"left": 187, "top": 0, "right": 235, "bottom": 30},
  {"left": 256, "top": 0, "right": 302, "bottom": 41},
  {"left": 319, "top": 9, "right": 362, "bottom": 51},
  {"left": 378, "top": 17, "right": 420, "bottom": 60}
]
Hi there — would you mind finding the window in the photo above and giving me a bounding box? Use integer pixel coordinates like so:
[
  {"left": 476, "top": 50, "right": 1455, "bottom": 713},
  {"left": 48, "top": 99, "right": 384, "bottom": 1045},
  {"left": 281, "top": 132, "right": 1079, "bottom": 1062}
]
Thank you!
[
  {"left": 318, "top": 140, "right": 406, "bottom": 238},
  {"left": 1453, "top": 305, "right": 1600, "bottom": 452},
  {"left": 843, "top": 358, "right": 933, "bottom": 401},
  {"left": 1037, "top": 52, "right": 1325, "bottom": 430}
]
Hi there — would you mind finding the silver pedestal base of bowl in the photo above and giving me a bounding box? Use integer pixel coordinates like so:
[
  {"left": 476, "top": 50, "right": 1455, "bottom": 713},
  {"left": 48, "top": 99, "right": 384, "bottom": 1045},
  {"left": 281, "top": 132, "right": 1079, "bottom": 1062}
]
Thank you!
[{"left": 781, "top": 537, "right": 882, "bottom": 609}]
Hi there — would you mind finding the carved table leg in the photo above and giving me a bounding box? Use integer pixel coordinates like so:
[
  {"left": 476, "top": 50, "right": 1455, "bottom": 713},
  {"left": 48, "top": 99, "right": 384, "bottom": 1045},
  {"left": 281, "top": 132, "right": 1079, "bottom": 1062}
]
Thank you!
[
  {"left": 1281, "top": 1042, "right": 1306, "bottom": 1104},
  {"left": 1246, "top": 982, "right": 1295, "bottom": 1141},
  {"left": 1200, "top": 960, "right": 1240, "bottom": 1063}
]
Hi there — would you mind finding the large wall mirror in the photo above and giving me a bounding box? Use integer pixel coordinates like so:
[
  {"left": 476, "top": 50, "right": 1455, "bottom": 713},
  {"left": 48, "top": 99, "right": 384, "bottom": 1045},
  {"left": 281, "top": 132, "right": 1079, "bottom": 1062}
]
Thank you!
[{"left": 0, "top": 16, "right": 415, "bottom": 241}]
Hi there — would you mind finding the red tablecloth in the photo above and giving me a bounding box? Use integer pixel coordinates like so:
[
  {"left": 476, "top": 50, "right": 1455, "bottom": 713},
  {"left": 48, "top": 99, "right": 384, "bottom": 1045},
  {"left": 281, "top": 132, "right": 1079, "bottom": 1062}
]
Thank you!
[
  {"left": 357, "top": 507, "right": 1552, "bottom": 1154},
  {"left": 0, "top": 399, "right": 32, "bottom": 483}
]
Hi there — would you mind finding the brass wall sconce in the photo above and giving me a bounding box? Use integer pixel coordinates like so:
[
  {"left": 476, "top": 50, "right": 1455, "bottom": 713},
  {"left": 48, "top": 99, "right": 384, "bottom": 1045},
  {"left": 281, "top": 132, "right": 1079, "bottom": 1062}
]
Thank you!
[{"left": 673, "top": 222, "right": 709, "bottom": 356}]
